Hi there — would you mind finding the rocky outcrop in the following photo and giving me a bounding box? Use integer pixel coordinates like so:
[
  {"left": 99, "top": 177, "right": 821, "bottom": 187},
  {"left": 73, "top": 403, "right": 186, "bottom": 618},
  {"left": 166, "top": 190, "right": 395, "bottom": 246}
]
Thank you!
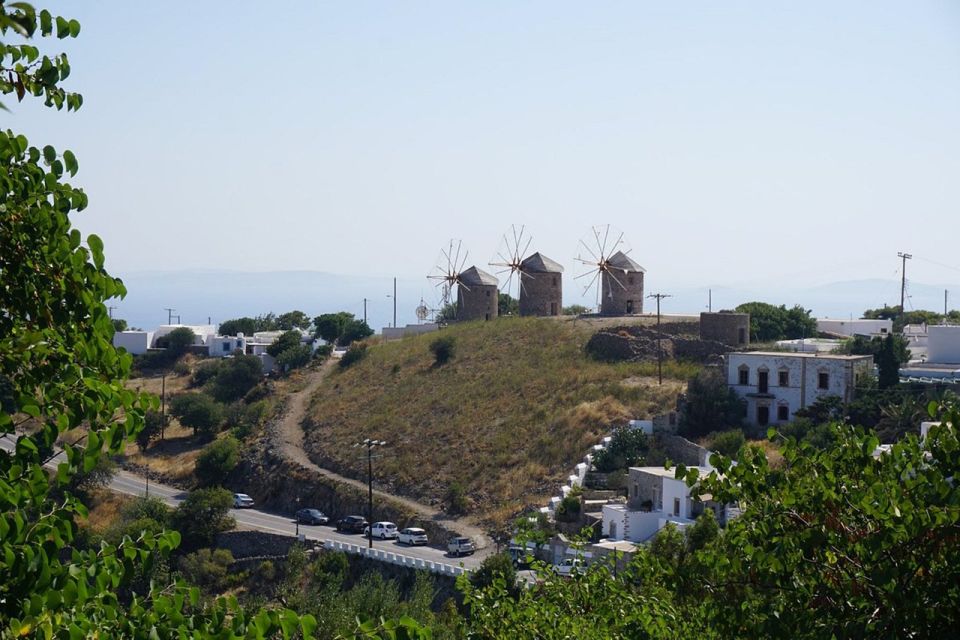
[{"left": 585, "top": 324, "right": 731, "bottom": 365}]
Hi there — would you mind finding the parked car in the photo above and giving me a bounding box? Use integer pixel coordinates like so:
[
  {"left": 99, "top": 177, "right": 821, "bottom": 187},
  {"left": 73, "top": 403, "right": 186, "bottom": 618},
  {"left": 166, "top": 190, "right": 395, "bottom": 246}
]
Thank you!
[
  {"left": 553, "top": 557, "right": 584, "bottom": 577},
  {"left": 507, "top": 545, "right": 532, "bottom": 569},
  {"left": 447, "top": 536, "right": 476, "bottom": 557},
  {"left": 336, "top": 515, "right": 368, "bottom": 533},
  {"left": 398, "top": 527, "right": 429, "bottom": 546},
  {"left": 295, "top": 508, "right": 329, "bottom": 525},
  {"left": 363, "top": 521, "right": 399, "bottom": 539},
  {"left": 233, "top": 493, "right": 255, "bottom": 509}
]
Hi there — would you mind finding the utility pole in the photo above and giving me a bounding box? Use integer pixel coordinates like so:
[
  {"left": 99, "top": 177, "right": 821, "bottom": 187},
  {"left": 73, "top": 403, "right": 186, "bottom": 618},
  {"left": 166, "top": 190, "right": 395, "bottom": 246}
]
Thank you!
[
  {"left": 164, "top": 308, "right": 175, "bottom": 324},
  {"left": 393, "top": 277, "right": 397, "bottom": 329},
  {"left": 708, "top": 289, "right": 712, "bottom": 313},
  {"left": 898, "top": 252, "right": 912, "bottom": 311},
  {"left": 160, "top": 374, "right": 166, "bottom": 441},
  {"left": 647, "top": 293, "right": 672, "bottom": 385},
  {"left": 945, "top": 289, "right": 949, "bottom": 317},
  {"left": 355, "top": 439, "right": 386, "bottom": 548},
  {"left": 363, "top": 298, "right": 367, "bottom": 325},
  {"left": 108, "top": 305, "right": 116, "bottom": 318}
]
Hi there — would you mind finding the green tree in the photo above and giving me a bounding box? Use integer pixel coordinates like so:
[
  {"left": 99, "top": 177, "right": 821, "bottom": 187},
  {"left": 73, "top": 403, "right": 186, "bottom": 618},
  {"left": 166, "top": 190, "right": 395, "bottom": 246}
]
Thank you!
[
  {"left": 436, "top": 303, "right": 457, "bottom": 323},
  {"left": 313, "top": 311, "right": 354, "bottom": 343},
  {"left": 470, "top": 552, "right": 519, "bottom": 597},
  {"left": 0, "top": 5, "right": 311, "bottom": 636},
  {"left": 218, "top": 316, "right": 257, "bottom": 336},
  {"left": 276, "top": 310, "right": 311, "bottom": 330},
  {"left": 267, "top": 329, "right": 302, "bottom": 357},
  {"left": 170, "top": 392, "right": 224, "bottom": 440},
  {"left": 163, "top": 326, "right": 196, "bottom": 356},
  {"left": 276, "top": 344, "right": 312, "bottom": 372},
  {"left": 135, "top": 409, "right": 164, "bottom": 450},
  {"left": 679, "top": 368, "right": 745, "bottom": 438},
  {"left": 592, "top": 425, "right": 649, "bottom": 472},
  {"left": 172, "top": 487, "right": 236, "bottom": 549},
  {"left": 195, "top": 436, "right": 240, "bottom": 486},
  {"left": 111, "top": 317, "right": 128, "bottom": 332},
  {"left": 209, "top": 353, "right": 262, "bottom": 402},
  {"left": 877, "top": 333, "right": 901, "bottom": 389},
  {"left": 178, "top": 548, "right": 235, "bottom": 591},
  {"left": 498, "top": 293, "right": 519, "bottom": 316},
  {"left": 339, "top": 318, "right": 373, "bottom": 345},
  {"left": 735, "top": 301, "right": 816, "bottom": 341},
  {"left": 429, "top": 335, "right": 456, "bottom": 365},
  {"left": 703, "top": 429, "right": 745, "bottom": 459}
]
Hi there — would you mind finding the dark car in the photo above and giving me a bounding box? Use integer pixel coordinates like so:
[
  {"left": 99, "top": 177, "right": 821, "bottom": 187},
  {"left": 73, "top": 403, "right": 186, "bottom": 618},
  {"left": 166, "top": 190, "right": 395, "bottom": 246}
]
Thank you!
[
  {"left": 336, "top": 515, "right": 368, "bottom": 533},
  {"left": 295, "top": 508, "right": 329, "bottom": 525}
]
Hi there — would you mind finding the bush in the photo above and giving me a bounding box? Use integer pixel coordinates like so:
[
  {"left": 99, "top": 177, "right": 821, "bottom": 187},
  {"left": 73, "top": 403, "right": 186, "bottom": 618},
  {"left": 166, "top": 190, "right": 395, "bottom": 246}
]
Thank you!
[
  {"left": 195, "top": 436, "right": 240, "bottom": 486},
  {"left": 210, "top": 354, "right": 263, "bottom": 402},
  {"left": 555, "top": 494, "right": 582, "bottom": 522},
  {"left": 170, "top": 393, "right": 224, "bottom": 441},
  {"left": 470, "top": 552, "right": 519, "bottom": 596},
  {"left": 178, "top": 548, "right": 235, "bottom": 590},
  {"left": 339, "top": 319, "right": 374, "bottom": 346},
  {"left": 267, "top": 330, "right": 302, "bottom": 358},
  {"left": 276, "top": 344, "right": 312, "bottom": 372},
  {"left": 446, "top": 480, "right": 468, "bottom": 514},
  {"left": 339, "top": 343, "right": 368, "bottom": 369},
  {"left": 172, "top": 487, "right": 236, "bottom": 549},
  {"left": 136, "top": 409, "right": 164, "bottom": 450},
  {"left": 592, "top": 426, "right": 649, "bottom": 473},
  {"left": 429, "top": 335, "right": 456, "bottom": 365},
  {"left": 704, "top": 429, "right": 746, "bottom": 459},
  {"left": 191, "top": 359, "right": 222, "bottom": 387},
  {"left": 314, "top": 344, "right": 333, "bottom": 359},
  {"left": 680, "top": 368, "right": 745, "bottom": 438},
  {"left": 172, "top": 359, "right": 191, "bottom": 377},
  {"left": 164, "top": 327, "right": 196, "bottom": 356}
]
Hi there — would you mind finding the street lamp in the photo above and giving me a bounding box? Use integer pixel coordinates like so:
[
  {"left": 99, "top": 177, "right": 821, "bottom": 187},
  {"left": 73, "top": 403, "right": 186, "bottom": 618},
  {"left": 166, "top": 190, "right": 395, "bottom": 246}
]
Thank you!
[{"left": 354, "top": 438, "right": 386, "bottom": 548}]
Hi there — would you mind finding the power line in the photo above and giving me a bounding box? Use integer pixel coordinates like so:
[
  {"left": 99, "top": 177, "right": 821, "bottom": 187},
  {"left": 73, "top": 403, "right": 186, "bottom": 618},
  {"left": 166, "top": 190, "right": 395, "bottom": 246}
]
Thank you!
[{"left": 647, "top": 293, "right": 672, "bottom": 385}]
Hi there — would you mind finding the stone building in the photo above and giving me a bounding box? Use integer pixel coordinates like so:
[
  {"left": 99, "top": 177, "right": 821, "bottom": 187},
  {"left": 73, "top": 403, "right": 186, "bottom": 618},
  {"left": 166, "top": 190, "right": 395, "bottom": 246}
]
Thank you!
[
  {"left": 600, "top": 251, "right": 645, "bottom": 316},
  {"left": 700, "top": 312, "right": 750, "bottom": 347},
  {"left": 456, "top": 266, "right": 499, "bottom": 322},
  {"left": 519, "top": 252, "right": 564, "bottom": 317}
]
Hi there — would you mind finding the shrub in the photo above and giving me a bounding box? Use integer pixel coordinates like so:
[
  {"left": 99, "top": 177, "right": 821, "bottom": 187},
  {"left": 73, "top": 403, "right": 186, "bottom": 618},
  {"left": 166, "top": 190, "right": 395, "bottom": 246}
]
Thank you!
[
  {"left": 339, "top": 319, "right": 373, "bottom": 346},
  {"left": 170, "top": 393, "right": 224, "bottom": 441},
  {"left": 191, "top": 359, "right": 222, "bottom": 387},
  {"left": 276, "top": 344, "right": 312, "bottom": 372},
  {"left": 136, "top": 409, "right": 164, "bottom": 450},
  {"left": 178, "top": 548, "right": 235, "bottom": 590},
  {"left": 267, "top": 330, "right": 302, "bottom": 358},
  {"left": 446, "top": 480, "right": 468, "bottom": 514},
  {"left": 195, "top": 436, "right": 240, "bottom": 486},
  {"left": 339, "top": 343, "right": 368, "bottom": 369},
  {"left": 679, "top": 368, "right": 745, "bottom": 438},
  {"left": 172, "top": 487, "right": 236, "bottom": 549},
  {"left": 470, "top": 552, "right": 519, "bottom": 596},
  {"left": 172, "top": 359, "right": 191, "bottom": 377},
  {"left": 592, "top": 426, "right": 648, "bottom": 473},
  {"left": 210, "top": 354, "right": 263, "bottom": 402},
  {"left": 314, "top": 344, "right": 333, "bottom": 359},
  {"left": 704, "top": 429, "right": 745, "bottom": 459},
  {"left": 429, "top": 335, "right": 456, "bottom": 365},
  {"left": 164, "top": 327, "right": 196, "bottom": 356},
  {"left": 555, "top": 494, "right": 582, "bottom": 522}
]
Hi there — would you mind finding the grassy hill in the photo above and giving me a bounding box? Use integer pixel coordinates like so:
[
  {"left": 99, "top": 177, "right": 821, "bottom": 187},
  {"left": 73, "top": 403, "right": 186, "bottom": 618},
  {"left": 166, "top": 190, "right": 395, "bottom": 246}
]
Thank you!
[{"left": 303, "top": 317, "right": 695, "bottom": 527}]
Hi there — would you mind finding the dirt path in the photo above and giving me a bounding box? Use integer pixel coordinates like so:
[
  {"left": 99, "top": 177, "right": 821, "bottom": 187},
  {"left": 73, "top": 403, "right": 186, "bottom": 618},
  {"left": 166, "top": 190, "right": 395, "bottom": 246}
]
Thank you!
[{"left": 269, "top": 358, "right": 493, "bottom": 550}]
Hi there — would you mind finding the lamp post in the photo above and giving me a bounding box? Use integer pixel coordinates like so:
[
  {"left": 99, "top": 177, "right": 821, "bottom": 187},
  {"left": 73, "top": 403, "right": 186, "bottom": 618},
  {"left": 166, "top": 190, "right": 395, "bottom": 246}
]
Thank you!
[
  {"left": 295, "top": 497, "right": 300, "bottom": 538},
  {"left": 355, "top": 438, "right": 386, "bottom": 548}
]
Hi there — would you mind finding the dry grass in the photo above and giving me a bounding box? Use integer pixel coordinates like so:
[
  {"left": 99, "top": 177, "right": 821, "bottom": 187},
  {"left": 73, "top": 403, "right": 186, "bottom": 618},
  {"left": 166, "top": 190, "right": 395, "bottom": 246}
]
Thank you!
[
  {"left": 303, "top": 317, "right": 696, "bottom": 527},
  {"left": 750, "top": 438, "right": 785, "bottom": 468},
  {"left": 80, "top": 489, "right": 132, "bottom": 534}
]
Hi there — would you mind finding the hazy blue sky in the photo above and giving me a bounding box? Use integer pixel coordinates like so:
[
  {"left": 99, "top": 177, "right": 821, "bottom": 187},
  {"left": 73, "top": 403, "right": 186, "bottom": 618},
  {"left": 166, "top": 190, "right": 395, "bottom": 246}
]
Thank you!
[{"left": 11, "top": 2, "right": 960, "bottom": 312}]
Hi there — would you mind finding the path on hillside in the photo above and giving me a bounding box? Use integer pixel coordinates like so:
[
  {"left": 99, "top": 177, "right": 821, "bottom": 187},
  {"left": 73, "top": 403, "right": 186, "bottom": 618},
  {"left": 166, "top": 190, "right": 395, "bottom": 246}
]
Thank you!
[{"left": 269, "top": 358, "right": 493, "bottom": 550}]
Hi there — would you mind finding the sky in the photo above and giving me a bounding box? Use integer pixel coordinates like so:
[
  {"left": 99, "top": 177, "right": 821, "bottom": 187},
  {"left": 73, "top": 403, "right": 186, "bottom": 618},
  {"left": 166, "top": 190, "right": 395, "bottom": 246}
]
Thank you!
[{"left": 9, "top": 2, "right": 960, "bottom": 321}]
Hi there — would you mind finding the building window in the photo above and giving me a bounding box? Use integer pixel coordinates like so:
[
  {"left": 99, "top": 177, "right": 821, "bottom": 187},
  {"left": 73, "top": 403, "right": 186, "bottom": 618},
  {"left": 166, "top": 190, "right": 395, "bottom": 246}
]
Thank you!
[
  {"left": 673, "top": 498, "right": 680, "bottom": 517},
  {"left": 738, "top": 367, "right": 749, "bottom": 386},
  {"left": 485, "top": 289, "right": 490, "bottom": 297},
  {"left": 778, "top": 370, "right": 789, "bottom": 387},
  {"left": 777, "top": 405, "right": 789, "bottom": 421},
  {"left": 222, "top": 343, "right": 230, "bottom": 352},
  {"left": 757, "top": 406, "right": 770, "bottom": 426},
  {"left": 553, "top": 277, "right": 558, "bottom": 287},
  {"left": 818, "top": 372, "right": 829, "bottom": 390},
  {"left": 758, "top": 369, "right": 769, "bottom": 394}
]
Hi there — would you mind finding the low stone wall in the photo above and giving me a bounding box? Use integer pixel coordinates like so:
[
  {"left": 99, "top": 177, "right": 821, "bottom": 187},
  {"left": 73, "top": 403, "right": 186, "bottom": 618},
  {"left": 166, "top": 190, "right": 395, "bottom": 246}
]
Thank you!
[
  {"left": 658, "top": 434, "right": 711, "bottom": 466},
  {"left": 215, "top": 530, "right": 308, "bottom": 559}
]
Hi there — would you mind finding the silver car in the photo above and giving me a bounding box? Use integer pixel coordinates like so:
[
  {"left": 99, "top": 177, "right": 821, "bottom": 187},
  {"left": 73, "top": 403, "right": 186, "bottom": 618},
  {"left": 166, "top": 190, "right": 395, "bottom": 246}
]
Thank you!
[
  {"left": 233, "top": 493, "right": 255, "bottom": 508},
  {"left": 398, "top": 527, "right": 429, "bottom": 546}
]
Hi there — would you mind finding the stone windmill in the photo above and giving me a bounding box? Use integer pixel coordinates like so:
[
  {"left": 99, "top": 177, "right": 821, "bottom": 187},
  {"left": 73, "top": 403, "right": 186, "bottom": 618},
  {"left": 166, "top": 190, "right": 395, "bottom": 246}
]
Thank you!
[{"left": 575, "top": 225, "right": 644, "bottom": 315}]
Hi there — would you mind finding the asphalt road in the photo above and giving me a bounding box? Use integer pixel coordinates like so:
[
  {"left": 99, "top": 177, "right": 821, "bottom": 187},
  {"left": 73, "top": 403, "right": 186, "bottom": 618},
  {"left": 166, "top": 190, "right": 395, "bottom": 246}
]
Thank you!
[{"left": 1, "top": 436, "right": 485, "bottom": 570}]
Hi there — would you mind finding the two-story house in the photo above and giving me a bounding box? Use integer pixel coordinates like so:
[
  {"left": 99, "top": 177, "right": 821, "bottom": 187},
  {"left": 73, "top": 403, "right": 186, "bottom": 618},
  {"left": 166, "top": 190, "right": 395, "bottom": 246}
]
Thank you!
[{"left": 727, "top": 352, "right": 873, "bottom": 427}]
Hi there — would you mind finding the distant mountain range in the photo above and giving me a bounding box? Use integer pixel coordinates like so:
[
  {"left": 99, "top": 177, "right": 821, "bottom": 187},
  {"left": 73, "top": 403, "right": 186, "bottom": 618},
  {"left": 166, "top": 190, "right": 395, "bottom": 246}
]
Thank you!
[{"left": 110, "top": 270, "right": 958, "bottom": 333}]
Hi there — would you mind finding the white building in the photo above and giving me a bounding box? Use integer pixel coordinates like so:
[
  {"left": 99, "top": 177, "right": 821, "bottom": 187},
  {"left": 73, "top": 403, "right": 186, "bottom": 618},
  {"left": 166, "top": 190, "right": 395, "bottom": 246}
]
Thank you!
[
  {"left": 205, "top": 334, "right": 247, "bottom": 357},
  {"left": 774, "top": 338, "right": 846, "bottom": 353},
  {"left": 727, "top": 352, "right": 873, "bottom": 427},
  {"left": 817, "top": 318, "right": 892, "bottom": 338},
  {"left": 113, "top": 330, "right": 154, "bottom": 355},
  {"left": 602, "top": 466, "right": 733, "bottom": 543},
  {"left": 153, "top": 324, "right": 217, "bottom": 347},
  {"left": 927, "top": 325, "right": 960, "bottom": 364}
]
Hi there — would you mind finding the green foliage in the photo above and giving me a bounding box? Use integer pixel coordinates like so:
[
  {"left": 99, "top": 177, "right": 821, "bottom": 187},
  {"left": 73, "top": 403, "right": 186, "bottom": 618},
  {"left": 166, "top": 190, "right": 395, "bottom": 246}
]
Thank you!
[
  {"left": 276, "top": 344, "right": 313, "bottom": 372},
  {"left": 67, "top": 453, "right": 115, "bottom": 500},
  {"left": 164, "top": 326, "right": 197, "bottom": 355},
  {"left": 435, "top": 303, "right": 457, "bottom": 323},
  {"left": 192, "top": 358, "right": 223, "bottom": 387},
  {"left": 209, "top": 353, "right": 263, "bottom": 402},
  {"left": 679, "top": 368, "right": 745, "bottom": 438},
  {"left": 513, "top": 512, "right": 555, "bottom": 550},
  {"left": 840, "top": 333, "right": 911, "bottom": 365},
  {"left": 0, "top": 5, "right": 310, "bottom": 636},
  {"left": 136, "top": 409, "right": 164, "bottom": 450},
  {"left": 703, "top": 429, "right": 745, "bottom": 459},
  {"left": 267, "top": 330, "right": 303, "bottom": 357},
  {"left": 313, "top": 311, "right": 355, "bottom": 343},
  {"left": 218, "top": 316, "right": 257, "bottom": 336},
  {"left": 563, "top": 304, "right": 590, "bottom": 315},
  {"left": 877, "top": 333, "right": 901, "bottom": 389},
  {"left": 111, "top": 317, "right": 128, "bottom": 332},
  {"left": 178, "top": 548, "right": 236, "bottom": 591},
  {"left": 276, "top": 310, "right": 311, "bottom": 331},
  {"left": 340, "top": 319, "right": 374, "bottom": 346},
  {"left": 592, "top": 425, "right": 649, "bottom": 472},
  {"left": 446, "top": 480, "right": 468, "bottom": 514},
  {"left": 314, "top": 343, "right": 333, "bottom": 359},
  {"left": 339, "top": 342, "right": 368, "bottom": 368},
  {"left": 555, "top": 493, "right": 582, "bottom": 522},
  {"left": 429, "top": 335, "right": 456, "bottom": 365},
  {"left": 170, "top": 392, "right": 224, "bottom": 440},
  {"left": 173, "top": 487, "right": 236, "bottom": 549},
  {"left": 498, "top": 293, "right": 519, "bottom": 316},
  {"left": 470, "top": 553, "right": 519, "bottom": 596},
  {"left": 735, "top": 301, "right": 816, "bottom": 342},
  {"left": 103, "top": 496, "right": 171, "bottom": 546},
  {"left": 864, "top": 305, "right": 954, "bottom": 332},
  {"left": 195, "top": 436, "right": 241, "bottom": 486}
]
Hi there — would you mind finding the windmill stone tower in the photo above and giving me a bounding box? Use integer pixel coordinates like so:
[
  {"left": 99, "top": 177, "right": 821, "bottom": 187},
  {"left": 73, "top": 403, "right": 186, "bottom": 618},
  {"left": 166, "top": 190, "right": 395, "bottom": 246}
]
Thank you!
[
  {"left": 457, "top": 266, "right": 499, "bottom": 321},
  {"left": 519, "top": 252, "right": 564, "bottom": 317},
  {"left": 601, "top": 251, "right": 645, "bottom": 316}
]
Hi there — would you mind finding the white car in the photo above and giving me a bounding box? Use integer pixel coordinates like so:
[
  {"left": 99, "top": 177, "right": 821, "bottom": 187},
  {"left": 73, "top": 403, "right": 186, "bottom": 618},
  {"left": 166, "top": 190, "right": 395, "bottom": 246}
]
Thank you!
[
  {"left": 447, "top": 536, "right": 476, "bottom": 557},
  {"left": 367, "top": 521, "right": 399, "bottom": 539},
  {"left": 553, "top": 557, "right": 584, "bottom": 577},
  {"left": 397, "top": 527, "right": 429, "bottom": 546},
  {"left": 233, "top": 493, "right": 255, "bottom": 509}
]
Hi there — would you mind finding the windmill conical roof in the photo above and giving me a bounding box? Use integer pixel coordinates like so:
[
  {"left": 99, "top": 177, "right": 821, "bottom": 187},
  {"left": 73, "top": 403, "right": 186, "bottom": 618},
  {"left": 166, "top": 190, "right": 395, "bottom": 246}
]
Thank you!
[
  {"left": 607, "top": 250, "right": 645, "bottom": 273},
  {"left": 459, "top": 265, "right": 499, "bottom": 287},
  {"left": 521, "top": 252, "right": 564, "bottom": 273}
]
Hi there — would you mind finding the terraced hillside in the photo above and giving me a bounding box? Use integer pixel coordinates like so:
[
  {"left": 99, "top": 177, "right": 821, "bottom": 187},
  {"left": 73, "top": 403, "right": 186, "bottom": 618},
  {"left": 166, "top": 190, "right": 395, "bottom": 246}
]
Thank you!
[{"left": 302, "top": 317, "right": 694, "bottom": 527}]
